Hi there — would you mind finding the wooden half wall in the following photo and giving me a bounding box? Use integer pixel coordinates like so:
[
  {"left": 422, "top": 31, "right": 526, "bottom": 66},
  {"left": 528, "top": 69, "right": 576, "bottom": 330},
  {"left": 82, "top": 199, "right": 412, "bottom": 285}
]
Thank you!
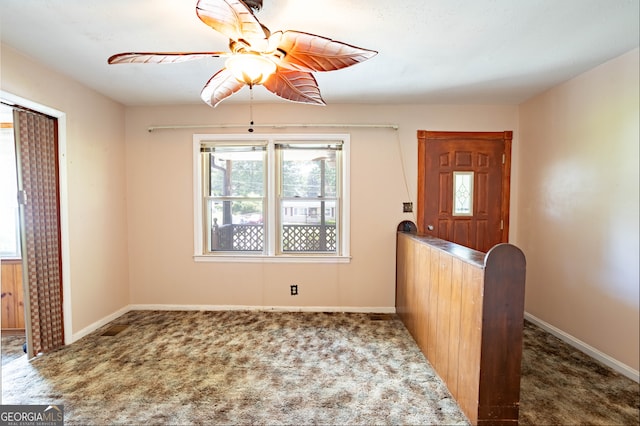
[{"left": 396, "top": 229, "right": 526, "bottom": 425}]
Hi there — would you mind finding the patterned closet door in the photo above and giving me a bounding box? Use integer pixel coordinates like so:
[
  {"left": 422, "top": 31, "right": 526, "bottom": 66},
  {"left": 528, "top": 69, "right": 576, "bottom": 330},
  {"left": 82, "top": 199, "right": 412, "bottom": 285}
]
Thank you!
[{"left": 13, "top": 109, "right": 64, "bottom": 357}]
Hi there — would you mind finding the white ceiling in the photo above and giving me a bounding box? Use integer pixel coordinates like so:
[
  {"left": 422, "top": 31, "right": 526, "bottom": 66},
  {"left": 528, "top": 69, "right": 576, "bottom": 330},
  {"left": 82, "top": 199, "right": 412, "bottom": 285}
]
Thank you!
[{"left": 1, "top": 0, "right": 638, "bottom": 107}]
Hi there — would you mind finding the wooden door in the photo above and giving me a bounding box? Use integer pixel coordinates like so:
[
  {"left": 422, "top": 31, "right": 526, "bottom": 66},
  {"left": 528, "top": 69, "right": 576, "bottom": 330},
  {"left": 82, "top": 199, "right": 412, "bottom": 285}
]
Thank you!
[{"left": 417, "top": 131, "right": 512, "bottom": 252}]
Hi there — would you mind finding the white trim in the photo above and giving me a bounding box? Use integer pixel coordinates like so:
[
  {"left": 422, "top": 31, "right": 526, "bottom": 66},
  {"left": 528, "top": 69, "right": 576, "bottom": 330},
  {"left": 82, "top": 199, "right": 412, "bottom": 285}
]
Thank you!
[
  {"left": 46, "top": 299, "right": 640, "bottom": 385},
  {"left": 193, "top": 254, "right": 351, "bottom": 263},
  {"left": 65, "top": 304, "right": 396, "bottom": 345},
  {"left": 192, "top": 139, "right": 203, "bottom": 256},
  {"left": 128, "top": 304, "right": 396, "bottom": 314},
  {"left": 193, "top": 133, "right": 351, "bottom": 260},
  {"left": 0, "top": 91, "right": 73, "bottom": 347},
  {"left": 70, "top": 304, "right": 397, "bottom": 341},
  {"left": 266, "top": 142, "right": 276, "bottom": 254},
  {"left": 525, "top": 312, "right": 639, "bottom": 383},
  {"left": 58, "top": 116, "right": 71, "bottom": 345},
  {"left": 340, "top": 138, "right": 351, "bottom": 256},
  {"left": 70, "top": 305, "right": 130, "bottom": 343}
]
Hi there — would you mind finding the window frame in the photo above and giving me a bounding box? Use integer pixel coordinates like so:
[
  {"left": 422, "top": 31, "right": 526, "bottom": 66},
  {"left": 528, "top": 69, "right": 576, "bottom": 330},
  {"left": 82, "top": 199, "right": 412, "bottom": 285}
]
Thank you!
[
  {"left": 193, "top": 133, "right": 350, "bottom": 263},
  {"left": 452, "top": 171, "right": 474, "bottom": 217}
]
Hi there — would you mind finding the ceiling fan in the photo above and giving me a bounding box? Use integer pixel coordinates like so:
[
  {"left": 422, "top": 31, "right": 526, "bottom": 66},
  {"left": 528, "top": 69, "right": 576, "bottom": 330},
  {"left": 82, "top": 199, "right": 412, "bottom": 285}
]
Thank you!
[{"left": 108, "top": 0, "right": 377, "bottom": 107}]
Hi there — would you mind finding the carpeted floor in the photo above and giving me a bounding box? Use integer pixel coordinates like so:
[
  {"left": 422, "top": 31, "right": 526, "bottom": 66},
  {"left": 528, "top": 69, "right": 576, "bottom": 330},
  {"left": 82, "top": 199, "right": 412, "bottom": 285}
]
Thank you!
[
  {"left": 1, "top": 335, "right": 25, "bottom": 367},
  {"left": 519, "top": 320, "right": 639, "bottom": 425},
  {"left": 1, "top": 310, "right": 639, "bottom": 425},
  {"left": 2, "top": 311, "right": 468, "bottom": 425}
]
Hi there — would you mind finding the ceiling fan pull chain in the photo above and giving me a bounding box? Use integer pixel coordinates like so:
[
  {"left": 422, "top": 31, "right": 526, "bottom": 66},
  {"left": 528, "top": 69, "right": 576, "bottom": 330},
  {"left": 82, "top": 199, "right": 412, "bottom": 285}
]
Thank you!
[{"left": 248, "top": 85, "right": 255, "bottom": 133}]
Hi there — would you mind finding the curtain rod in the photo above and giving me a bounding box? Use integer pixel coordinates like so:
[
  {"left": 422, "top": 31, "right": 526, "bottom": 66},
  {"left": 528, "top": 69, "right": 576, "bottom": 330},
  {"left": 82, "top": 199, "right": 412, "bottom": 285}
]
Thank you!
[{"left": 147, "top": 123, "right": 399, "bottom": 132}]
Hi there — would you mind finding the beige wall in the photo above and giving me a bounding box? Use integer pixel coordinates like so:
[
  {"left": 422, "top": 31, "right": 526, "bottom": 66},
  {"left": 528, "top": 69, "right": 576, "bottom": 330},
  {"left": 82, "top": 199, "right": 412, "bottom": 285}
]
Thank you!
[
  {"left": 2, "top": 37, "right": 637, "bottom": 378},
  {"left": 1, "top": 44, "right": 130, "bottom": 338},
  {"left": 124, "top": 104, "right": 518, "bottom": 309},
  {"left": 518, "top": 48, "right": 639, "bottom": 371}
]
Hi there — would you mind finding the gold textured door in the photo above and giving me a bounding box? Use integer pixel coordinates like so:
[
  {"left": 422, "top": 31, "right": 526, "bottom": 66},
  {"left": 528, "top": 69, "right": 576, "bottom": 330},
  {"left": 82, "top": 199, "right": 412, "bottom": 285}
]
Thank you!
[
  {"left": 417, "top": 131, "right": 512, "bottom": 252},
  {"left": 13, "top": 108, "right": 64, "bottom": 356}
]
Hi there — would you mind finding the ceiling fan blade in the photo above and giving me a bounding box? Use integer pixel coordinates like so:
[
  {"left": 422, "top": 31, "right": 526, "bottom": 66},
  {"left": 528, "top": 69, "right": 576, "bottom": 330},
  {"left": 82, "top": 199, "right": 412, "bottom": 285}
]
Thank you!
[
  {"left": 196, "top": 0, "right": 268, "bottom": 46},
  {"left": 108, "top": 52, "right": 225, "bottom": 64},
  {"left": 201, "top": 68, "right": 245, "bottom": 107},
  {"left": 263, "top": 69, "right": 325, "bottom": 105},
  {"left": 276, "top": 31, "right": 377, "bottom": 73}
]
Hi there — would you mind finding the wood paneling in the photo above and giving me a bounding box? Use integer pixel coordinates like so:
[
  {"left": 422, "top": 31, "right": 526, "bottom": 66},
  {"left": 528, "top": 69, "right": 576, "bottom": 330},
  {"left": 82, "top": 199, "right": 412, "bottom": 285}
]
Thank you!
[
  {"left": 1, "top": 259, "right": 25, "bottom": 330},
  {"left": 396, "top": 232, "right": 525, "bottom": 425}
]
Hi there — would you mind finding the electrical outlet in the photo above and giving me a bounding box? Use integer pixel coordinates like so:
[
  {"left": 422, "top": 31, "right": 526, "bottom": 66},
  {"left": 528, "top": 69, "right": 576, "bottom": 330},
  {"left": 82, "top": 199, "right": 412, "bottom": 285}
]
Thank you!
[
  {"left": 290, "top": 284, "right": 298, "bottom": 295},
  {"left": 403, "top": 202, "right": 413, "bottom": 213}
]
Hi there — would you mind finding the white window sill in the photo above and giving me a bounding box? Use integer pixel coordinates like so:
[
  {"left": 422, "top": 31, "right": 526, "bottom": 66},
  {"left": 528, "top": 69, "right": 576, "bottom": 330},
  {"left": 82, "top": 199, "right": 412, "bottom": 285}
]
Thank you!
[{"left": 193, "top": 255, "right": 352, "bottom": 264}]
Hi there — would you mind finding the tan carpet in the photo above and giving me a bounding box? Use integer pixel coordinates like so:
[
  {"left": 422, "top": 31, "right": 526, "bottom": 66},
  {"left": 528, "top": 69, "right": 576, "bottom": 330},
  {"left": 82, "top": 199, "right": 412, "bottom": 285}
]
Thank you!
[
  {"left": 1, "top": 310, "right": 639, "bottom": 425},
  {"left": 2, "top": 311, "right": 468, "bottom": 425},
  {"left": 519, "top": 320, "right": 639, "bottom": 425},
  {"left": 1, "top": 335, "right": 25, "bottom": 367}
]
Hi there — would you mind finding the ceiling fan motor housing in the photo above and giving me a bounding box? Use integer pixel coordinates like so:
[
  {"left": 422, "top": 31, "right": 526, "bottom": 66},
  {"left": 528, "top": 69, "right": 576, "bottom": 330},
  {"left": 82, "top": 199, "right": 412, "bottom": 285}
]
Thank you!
[{"left": 243, "top": 0, "right": 262, "bottom": 12}]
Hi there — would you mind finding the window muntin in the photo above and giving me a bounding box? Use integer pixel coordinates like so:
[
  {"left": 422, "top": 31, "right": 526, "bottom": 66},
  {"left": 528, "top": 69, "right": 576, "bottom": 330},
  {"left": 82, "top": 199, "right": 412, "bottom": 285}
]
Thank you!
[{"left": 194, "top": 134, "right": 349, "bottom": 261}]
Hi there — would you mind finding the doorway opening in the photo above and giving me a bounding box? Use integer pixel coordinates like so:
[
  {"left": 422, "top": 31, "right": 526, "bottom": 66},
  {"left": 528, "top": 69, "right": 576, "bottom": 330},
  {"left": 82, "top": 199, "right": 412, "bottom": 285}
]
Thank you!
[
  {"left": 0, "top": 94, "right": 70, "bottom": 359},
  {"left": 0, "top": 104, "right": 24, "bottom": 345}
]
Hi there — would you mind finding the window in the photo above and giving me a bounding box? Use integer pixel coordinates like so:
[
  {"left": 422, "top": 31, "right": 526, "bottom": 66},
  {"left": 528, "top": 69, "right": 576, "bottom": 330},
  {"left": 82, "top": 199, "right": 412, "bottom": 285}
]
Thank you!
[
  {"left": 0, "top": 121, "right": 21, "bottom": 259},
  {"left": 453, "top": 171, "right": 474, "bottom": 216},
  {"left": 194, "top": 134, "right": 350, "bottom": 262}
]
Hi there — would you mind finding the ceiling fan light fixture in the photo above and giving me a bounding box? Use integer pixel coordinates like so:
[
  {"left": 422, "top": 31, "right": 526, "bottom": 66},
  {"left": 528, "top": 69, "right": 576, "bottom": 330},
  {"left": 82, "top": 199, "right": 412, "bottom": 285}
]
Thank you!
[
  {"left": 225, "top": 53, "right": 276, "bottom": 86},
  {"left": 109, "top": 0, "right": 377, "bottom": 106}
]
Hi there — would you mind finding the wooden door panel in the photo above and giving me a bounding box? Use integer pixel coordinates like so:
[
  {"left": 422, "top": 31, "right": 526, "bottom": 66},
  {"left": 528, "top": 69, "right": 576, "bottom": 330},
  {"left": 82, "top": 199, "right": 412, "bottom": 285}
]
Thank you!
[
  {"left": 418, "top": 131, "right": 512, "bottom": 252},
  {"left": 453, "top": 220, "right": 472, "bottom": 248},
  {"left": 476, "top": 219, "right": 490, "bottom": 252},
  {"left": 476, "top": 172, "right": 489, "bottom": 215},
  {"left": 437, "top": 220, "right": 449, "bottom": 240},
  {"left": 455, "top": 151, "right": 472, "bottom": 166},
  {"left": 438, "top": 173, "right": 451, "bottom": 214}
]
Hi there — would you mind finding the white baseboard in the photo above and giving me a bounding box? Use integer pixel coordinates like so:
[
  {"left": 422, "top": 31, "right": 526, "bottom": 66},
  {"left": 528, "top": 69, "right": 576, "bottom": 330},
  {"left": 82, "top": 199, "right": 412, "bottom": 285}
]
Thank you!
[
  {"left": 525, "top": 312, "right": 639, "bottom": 383},
  {"left": 128, "top": 304, "right": 397, "bottom": 314},
  {"left": 70, "top": 305, "right": 131, "bottom": 343},
  {"left": 70, "top": 304, "right": 396, "bottom": 342}
]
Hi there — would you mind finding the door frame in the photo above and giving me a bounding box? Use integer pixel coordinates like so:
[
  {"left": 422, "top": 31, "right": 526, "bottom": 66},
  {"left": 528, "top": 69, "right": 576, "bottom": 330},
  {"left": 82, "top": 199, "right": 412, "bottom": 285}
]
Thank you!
[
  {"left": 417, "top": 130, "right": 512, "bottom": 245},
  {"left": 1, "top": 90, "right": 71, "bottom": 348}
]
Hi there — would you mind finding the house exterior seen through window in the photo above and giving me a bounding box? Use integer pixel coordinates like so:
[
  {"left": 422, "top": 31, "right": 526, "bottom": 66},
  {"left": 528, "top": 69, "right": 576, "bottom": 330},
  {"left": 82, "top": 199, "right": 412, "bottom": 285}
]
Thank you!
[{"left": 193, "top": 134, "right": 350, "bottom": 262}]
